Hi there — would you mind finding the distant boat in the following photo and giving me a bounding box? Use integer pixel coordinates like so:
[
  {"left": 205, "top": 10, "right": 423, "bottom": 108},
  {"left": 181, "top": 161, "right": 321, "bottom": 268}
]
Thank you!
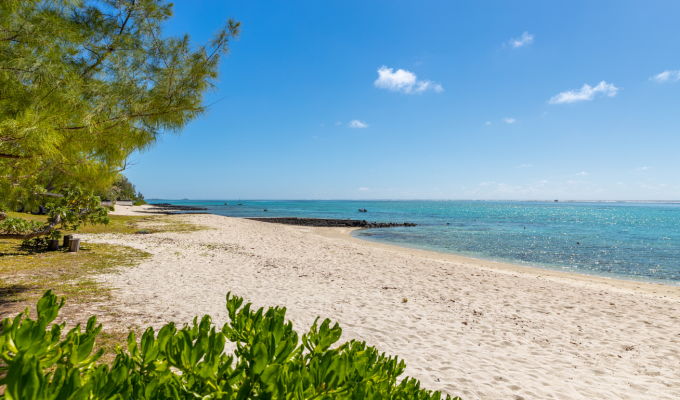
[
  {"left": 554, "top": 200, "right": 559, "bottom": 202},
  {"left": 182, "top": 198, "right": 188, "bottom": 200},
  {"left": 264, "top": 209, "right": 268, "bottom": 212},
  {"left": 224, "top": 203, "right": 229, "bottom": 205},
  {"left": 238, "top": 203, "right": 242, "bottom": 205},
  {"left": 358, "top": 208, "right": 367, "bottom": 212}
]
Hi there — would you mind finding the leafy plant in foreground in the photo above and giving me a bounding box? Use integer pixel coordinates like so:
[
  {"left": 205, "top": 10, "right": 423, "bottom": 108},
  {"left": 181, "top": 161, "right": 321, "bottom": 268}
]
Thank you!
[{"left": 0, "top": 291, "right": 460, "bottom": 400}]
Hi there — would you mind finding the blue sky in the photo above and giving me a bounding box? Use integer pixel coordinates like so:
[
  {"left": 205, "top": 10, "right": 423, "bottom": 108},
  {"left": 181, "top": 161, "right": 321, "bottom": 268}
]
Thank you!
[{"left": 128, "top": 1, "right": 680, "bottom": 200}]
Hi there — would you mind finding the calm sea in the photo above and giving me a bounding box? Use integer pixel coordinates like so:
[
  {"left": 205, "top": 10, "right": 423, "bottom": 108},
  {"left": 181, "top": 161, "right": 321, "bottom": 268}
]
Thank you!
[{"left": 148, "top": 200, "right": 680, "bottom": 285}]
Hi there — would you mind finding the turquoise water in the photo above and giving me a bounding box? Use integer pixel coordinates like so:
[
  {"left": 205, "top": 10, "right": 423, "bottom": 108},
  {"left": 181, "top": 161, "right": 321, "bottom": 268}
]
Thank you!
[{"left": 149, "top": 200, "right": 680, "bottom": 285}]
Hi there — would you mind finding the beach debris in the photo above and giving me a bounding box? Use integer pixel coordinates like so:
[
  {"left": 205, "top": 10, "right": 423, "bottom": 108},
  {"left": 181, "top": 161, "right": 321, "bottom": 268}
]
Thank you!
[
  {"left": 625, "top": 345, "right": 635, "bottom": 351},
  {"left": 382, "top": 287, "right": 397, "bottom": 290},
  {"left": 402, "top": 297, "right": 408, "bottom": 303},
  {"left": 462, "top": 322, "right": 468, "bottom": 325}
]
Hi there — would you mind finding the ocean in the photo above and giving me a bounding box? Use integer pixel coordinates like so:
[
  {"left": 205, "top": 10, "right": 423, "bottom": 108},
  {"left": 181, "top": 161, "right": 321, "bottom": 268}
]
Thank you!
[{"left": 148, "top": 200, "right": 680, "bottom": 285}]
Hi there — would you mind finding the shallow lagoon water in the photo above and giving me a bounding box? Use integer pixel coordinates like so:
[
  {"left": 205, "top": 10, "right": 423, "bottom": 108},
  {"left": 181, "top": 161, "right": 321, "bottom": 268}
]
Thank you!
[{"left": 149, "top": 200, "right": 680, "bottom": 285}]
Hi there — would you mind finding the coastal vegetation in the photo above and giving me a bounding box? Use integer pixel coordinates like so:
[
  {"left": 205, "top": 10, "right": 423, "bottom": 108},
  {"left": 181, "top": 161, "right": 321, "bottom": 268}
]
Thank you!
[
  {"left": 0, "top": 291, "right": 458, "bottom": 400},
  {"left": 0, "top": 0, "right": 240, "bottom": 238},
  {"left": 0, "top": 212, "right": 207, "bottom": 361}
]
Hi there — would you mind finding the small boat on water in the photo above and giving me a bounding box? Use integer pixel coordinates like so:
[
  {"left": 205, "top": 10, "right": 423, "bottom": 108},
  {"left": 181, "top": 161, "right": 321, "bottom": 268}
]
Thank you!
[
  {"left": 224, "top": 203, "right": 229, "bottom": 205},
  {"left": 238, "top": 203, "right": 242, "bottom": 205},
  {"left": 358, "top": 208, "right": 367, "bottom": 212}
]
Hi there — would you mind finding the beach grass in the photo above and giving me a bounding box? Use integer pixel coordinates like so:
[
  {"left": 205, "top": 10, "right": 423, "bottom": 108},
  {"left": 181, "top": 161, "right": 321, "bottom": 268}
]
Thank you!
[
  {"left": 0, "top": 239, "right": 150, "bottom": 360},
  {"left": 0, "top": 211, "right": 206, "bottom": 360}
]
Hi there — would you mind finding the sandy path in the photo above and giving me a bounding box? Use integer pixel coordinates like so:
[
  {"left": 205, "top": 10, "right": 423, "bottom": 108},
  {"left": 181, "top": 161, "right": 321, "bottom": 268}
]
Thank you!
[{"left": 83, "top": 211, "right": 680, "bottom": 400}]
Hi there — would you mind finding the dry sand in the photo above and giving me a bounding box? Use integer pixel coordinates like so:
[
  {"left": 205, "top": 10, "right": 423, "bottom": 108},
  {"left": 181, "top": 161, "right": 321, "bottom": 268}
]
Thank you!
[{"left": 82, "top": 206, "right": 680, "bottom": 399}]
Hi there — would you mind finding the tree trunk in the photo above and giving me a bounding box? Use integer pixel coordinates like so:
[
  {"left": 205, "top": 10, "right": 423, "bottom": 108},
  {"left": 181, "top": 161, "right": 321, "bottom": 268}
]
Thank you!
[
  {"left": 68, "top": 238, "right": 81, "bottom": 252},
  {"left": 47, "top": 240, "right": 60, "bottom": 251},
  {"left": 63, "top": 234, "right": 73, "bottom": 248}
]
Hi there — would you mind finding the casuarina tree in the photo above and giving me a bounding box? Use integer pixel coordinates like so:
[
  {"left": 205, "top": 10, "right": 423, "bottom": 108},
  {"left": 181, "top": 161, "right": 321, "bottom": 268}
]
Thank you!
[{"left": 0, "top": 0, "right": 240, "bottom": 237}]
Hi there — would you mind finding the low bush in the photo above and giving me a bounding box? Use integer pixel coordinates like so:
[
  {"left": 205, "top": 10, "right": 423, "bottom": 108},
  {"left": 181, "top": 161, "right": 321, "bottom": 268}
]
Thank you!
[
  {"left": 0, "top": 291, "right": 459, "bottom": 399},
  {"left": 132, "top": 200, "right": 147, "bottom": 206}
]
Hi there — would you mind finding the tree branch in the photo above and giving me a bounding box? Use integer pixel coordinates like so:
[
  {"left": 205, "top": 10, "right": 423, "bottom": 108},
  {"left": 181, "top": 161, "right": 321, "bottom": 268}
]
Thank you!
[
  {"left": 0, "top": 215, "right": 61, "bottom": 240},
  {"left": 0, "top": 153, "right": 34, "bottom": 159}
]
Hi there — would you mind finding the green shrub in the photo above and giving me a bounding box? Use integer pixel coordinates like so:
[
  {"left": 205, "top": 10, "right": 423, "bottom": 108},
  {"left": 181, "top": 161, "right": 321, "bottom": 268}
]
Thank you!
[
  {"left": 0, "top": 291, "right": 459, "bottom": 400},
  {"left": 132, "top": 200, "right": 147, "bottom": 206}
]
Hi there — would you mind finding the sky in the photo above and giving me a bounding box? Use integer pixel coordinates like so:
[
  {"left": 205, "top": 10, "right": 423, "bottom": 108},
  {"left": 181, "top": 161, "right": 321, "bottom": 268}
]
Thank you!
[{"left": 127, "top": 1, "right": 680, "bottom": 201}]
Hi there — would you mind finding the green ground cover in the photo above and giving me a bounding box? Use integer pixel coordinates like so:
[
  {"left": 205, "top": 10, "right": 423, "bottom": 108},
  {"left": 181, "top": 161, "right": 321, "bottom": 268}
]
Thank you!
[{"left": 0, "top": 212, "right": 206, "bottom": 359}]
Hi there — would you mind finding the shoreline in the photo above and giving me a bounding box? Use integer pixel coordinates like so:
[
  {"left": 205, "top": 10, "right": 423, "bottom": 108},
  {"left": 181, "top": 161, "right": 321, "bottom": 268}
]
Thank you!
[
  {"left": 307, "top": 226, "right": 680, "bottom": 301},
  {"left": 120, "top": 204, "right": 680, "bottom": 295},
  {"left": 95, "top": 207, "right": 680, "bottom": 398}
]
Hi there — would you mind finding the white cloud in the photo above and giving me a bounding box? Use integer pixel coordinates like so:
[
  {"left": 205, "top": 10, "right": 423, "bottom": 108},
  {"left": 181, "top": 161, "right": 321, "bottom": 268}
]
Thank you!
[
  {"left": 349, "top": 120, "right": 369, "bottom": 128},
  {"left": 636, "top": 166, "right": 652, "bottom": 172},
  {"left": 576, "top": 171, "right": 589, "bottom": 176},
  {"left": 650, "top": 70, "right": 680, "bottom": 83},
  {"left": 485, "top": 121, "right": 491, "bottom": 125},
  {"left": 335, "top": 121, "right": 342, "bottom": 126},
  {"left": 374, "top": 66, "right": 443, "bottom": 94},
  {"left": 503, "top": 118, "right": 516, "bottom": 124},
  {"left": 509, "top": 32, "right": 534, "bottom": 48},
  {"left": 359, "top": 187, "right": 369, "bottom": 191},
  {"left": 479, "top": 182, "right": 495, "bottom": 186},
  {"left": 549, "top": 81, "right": 620, "bottom": 104},
  {"left": 516, "top": 164, "right": 532, "bottom": 168}
]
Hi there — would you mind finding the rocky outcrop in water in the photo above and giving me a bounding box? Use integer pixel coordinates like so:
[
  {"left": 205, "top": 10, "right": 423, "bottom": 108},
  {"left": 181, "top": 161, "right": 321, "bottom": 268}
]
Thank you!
[
  {"left": 148, "top": 203, "right": 208, "bottom": 213},
  {"left": 247, "top": 217, "right": 416, "bottom": 229}
]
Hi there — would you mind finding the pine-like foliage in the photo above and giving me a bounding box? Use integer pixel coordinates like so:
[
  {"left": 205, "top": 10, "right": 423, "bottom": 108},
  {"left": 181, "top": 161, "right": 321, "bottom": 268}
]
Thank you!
[{"left": 0, "top": 0, "right": 240, "bottom": 213}]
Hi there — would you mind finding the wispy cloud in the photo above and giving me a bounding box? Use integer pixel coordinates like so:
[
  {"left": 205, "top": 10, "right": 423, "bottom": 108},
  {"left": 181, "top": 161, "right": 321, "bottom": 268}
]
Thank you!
[
  {"left": 516, "top": 164, "right": 532, "bottom": 168},
  {"left": 650, "top": 70, "right": 680, "bottom": 83},
  {"left": 335, "top": 121, "right": 342, "bottom": 126},
  {"left": 359, "top": 187, "right": 369, "bottom": 191},
  {"left": 636, "top": 166, "right": 652, "bottom": 172},
  {"left": 503, "top": 118, "right": 516, "bottom": 124},
  {"left": 576, "top": 171, "right": 589, "bottom": 176},
  {"left": 549, "top": 81, "right": 620, "bottom": 104},
  {"left": 374, "top": 66, "right": 443, "bottom": 94},
  {"left": 349, "top": 120, "right": 369, "bottom": 128},
  {"left": 485, "top": 121, "right": 491, "bottom": 125},
  {"left": 509, "top": 32, "right": 534, "bottom": 48},
  {"left": 479, "top": 182, "right": 495, "bottom": 186}
]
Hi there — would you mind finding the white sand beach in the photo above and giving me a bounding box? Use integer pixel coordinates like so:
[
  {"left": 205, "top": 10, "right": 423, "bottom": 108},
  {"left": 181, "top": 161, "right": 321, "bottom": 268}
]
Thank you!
[{"left": 83, "top": 206, "right": 680, "bottom": 399}]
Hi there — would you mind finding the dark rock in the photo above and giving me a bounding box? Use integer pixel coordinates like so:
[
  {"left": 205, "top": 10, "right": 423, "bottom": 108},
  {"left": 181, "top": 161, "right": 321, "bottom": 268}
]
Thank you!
[
  {"left": 147, "top": 203, "right": 208, "bottom": 213},
  {"left": 247, "top": 217, "right": 417, "bottom": 229}
]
